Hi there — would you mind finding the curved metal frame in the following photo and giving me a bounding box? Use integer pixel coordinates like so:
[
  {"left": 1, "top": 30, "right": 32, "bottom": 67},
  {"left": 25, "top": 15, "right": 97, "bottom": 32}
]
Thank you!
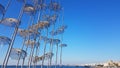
[
  {"left": 50, "top": 25, "right": 67, "bottom": 36},
  {"left": 10, "top": 48, "right": 27, "bottom": 60},
  {"left": 25, "top": 40, "right": 39, "bottom": 48},
  {"left": 23, "top": 4, "right": 36, "bottom": 15},
  {"left": 49, "top": 2, "right": 61, "bottom": 11},
  {"left": 0, "top": 36, "right": 11, "bottom": 45},
  {"left": 0, "top": 4, "right": 5, "bottom": 15},
  {"left": 29, "top": 21, "right": 50, "bottom": 31},
  {"left": 33, "top": 52, "right": 54, "bottom": 64},
  {"left": 37, "top": 3, "right": 47, "bottom": 10},
  {"left": 17, "top": 28, "right": 40, "bottom": 39},
  {"left": 1, "top": 18, "right": 20, "bottom": 27}
]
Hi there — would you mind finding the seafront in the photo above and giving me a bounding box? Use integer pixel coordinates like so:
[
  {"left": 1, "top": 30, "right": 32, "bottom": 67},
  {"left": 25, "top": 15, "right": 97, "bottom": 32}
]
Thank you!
[
  {"left": 84, "top": 60, "right": 120, "bottom": 68},
  {"left": 90, "top": 66, "right": 120, "bottom": 68}
]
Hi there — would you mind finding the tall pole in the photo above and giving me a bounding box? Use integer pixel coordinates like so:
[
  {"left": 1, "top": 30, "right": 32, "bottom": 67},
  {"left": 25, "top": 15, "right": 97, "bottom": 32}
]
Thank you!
[
  {"left": 28, "top": 44, "right": 35, "bottom": 68},
  {"left": 41, "top": 28, "right": 48, "bottom": 68},
  {"left": 60, "top": 46, "right": 62, "bottom": 66},
  {"left": 55, "top": 44, "right": 58, "bottom": 68},
  {"left": 49, "top": 24, "right": 55, "bottom": 68}
]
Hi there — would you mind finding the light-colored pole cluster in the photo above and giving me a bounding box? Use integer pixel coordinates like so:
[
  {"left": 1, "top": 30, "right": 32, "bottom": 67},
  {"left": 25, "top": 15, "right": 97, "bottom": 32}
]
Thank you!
[{"left": 0, "top": 0, "right": 67, "bottom": 68}]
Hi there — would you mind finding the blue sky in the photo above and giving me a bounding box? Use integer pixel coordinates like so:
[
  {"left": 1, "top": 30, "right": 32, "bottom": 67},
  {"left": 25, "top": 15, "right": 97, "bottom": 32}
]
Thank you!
[
  {"left": 62, "top": 0, "right": 120, "bottom": 65},
  {"left": 0, "top": 0, "right": 120, "bottom": 65}
]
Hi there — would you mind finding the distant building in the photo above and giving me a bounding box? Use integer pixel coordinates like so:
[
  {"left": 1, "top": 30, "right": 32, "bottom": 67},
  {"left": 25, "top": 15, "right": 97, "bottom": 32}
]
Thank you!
[{"left": 104, "top": 60, "right": 120, "bottom": 67}]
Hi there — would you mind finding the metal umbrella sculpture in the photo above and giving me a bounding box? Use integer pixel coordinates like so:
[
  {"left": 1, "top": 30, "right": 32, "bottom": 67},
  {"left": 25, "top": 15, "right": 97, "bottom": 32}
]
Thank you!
[
  {"left": 1, "top": 18, "right": 21, "bottom": 68},
  {"left": 10, "top": 48, "right": 27, "bottom": 68},
  {"left": 48, "top": 39, "right": 61, "bottom": 68},
  {"left": 50, "top": 25, "right": 67, "bottom": 66},
  {"left": 33, "top": 52, "right": 54, "bottom": 64},
  {"left": 17, "top": 1, "right": 39, "bottom": 68},
  {"left": 59, "top": 44, "right": 67, "bottom": 66},
  {"left": 0, "top": 36, "right": 11, "bottom": 63},
  {"left": 40, "top": 37, "right": 54, "bottom": 68},
  {"left": 0, "top": 36, "right": 11, "bottom": 47},
  {"left": 25, "top": 40, "right": 39, "bottom": 68},
  {"left": 0, "top": 36, "right": 11, "bottom": 59},
  {"left": 10, "top": 48, "right": 27, "bottom": 60},
  {"left": 0, "top": 0, "right": 68, "bottom": 68},
  {"left": 54, "top": 39, "right": 60, "bottom": 68},
  {"left": 1, "top": 0, "right": 26, "bottom": 67},
  {"left": 0, "top": 0, "right": 12, "bottom": 19},
  {"left": 46, "top": 1, "right": 62, "bottom": 67}
]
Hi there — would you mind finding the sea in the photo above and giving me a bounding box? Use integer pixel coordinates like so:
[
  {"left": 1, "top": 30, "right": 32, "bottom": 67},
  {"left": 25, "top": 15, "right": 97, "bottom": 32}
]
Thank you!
[
  {"left": 0, "top": 65, "right": 89, "bottom": 68},
  {"left": 1, "top": 65, "right": 120, "bottom": 68}
]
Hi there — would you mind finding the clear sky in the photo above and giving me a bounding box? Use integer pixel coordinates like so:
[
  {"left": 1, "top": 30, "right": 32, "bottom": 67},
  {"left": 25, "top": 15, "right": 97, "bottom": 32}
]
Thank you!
[
  {"left": 0, "top": 0, "right": 120, "bottom": 65},
  {"left": 62, "top": 0, "right": 120, "bottom": 65}
]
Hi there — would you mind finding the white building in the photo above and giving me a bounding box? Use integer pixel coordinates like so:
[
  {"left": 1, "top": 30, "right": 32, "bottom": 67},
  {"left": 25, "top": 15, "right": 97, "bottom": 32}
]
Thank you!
[{"left": 104, "top": 60, "right": 120, "bottom": 67}]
